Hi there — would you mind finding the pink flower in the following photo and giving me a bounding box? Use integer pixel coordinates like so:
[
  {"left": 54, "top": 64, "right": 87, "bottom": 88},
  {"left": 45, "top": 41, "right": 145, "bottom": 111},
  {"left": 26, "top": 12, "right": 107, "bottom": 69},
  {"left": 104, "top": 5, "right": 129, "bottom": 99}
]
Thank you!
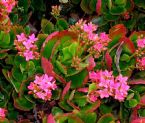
[
  {"left": 98, "top": 89, "right": 110, "bottom": 98},
  {"left": 16, "top": 33, "right": 27, "bottom": 42},
  {"left": 100, "top": 32, "right": 110, "bottom": 42},
  {"left": 23, "top": 40, "right": 34, "bottom": 49},
  {"left": 82, "top": 22, "right": 97, "bottom": 33},
  {"left": 23, "top": 50, "right": 34, "bottom": 61},
  {"left": 88, "top": 33, "right": 98, "bottom": 41},
  {"left": 1, "top": 0, "right": 16, "bottom": 13},
  {"left": 88, "top": 92, "right": 98, "bottom": 102},
  {"left": 93, "top": 43, "right": 104, "bottom": 52},
  {"left": 87, "top": 57, "right": 96, "bottom": 71},
  {"left": 0, "top": 108, "right": 6, "bottom": 119},
  {"left": 28, "top": 74, "right": 57, "bottom": 101},
  {"left": 28, "top": 34, "right": 38, "bottom": 43},
  {"left": 89, "top": 71, "right": 100, "bottom": 82},
  {"left": 137, "top": 38, "right": 145, "bottom": 48}
]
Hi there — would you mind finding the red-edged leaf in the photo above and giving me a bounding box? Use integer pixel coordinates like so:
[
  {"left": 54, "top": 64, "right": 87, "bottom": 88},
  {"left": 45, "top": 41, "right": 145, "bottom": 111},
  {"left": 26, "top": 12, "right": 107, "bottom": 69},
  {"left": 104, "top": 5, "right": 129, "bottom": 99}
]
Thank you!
[
  {"left": 67, "top": 100, "right": 80, "bottom": 110},
  {"left": 130, "top": 106, "right": 141, "bottom": 122},
  {"left": 47, "top": 114, "right": 56, "bottom": 123},
  {"left": 61, "top": 81, "right": 71, "bottom": 100},
  {"left": 140, "top": 95, "right": 145, "bottom": 105},
  {"left": 83, "top": 73, "right": 89, "bottom": 85},
  {"left": 119, "top": 37, "right": 135, "bottom": 53},
  {"left": 130, "top": 31, "right": 145, "bottom": 40},
  {"left": 42, "top": 31, "right": 59, "bottom": 49},
  {"left": 127, "top": 0, "right": 135, "bottom": 12},
  {"left": 86, "top": 100, "right": 101, "bottom": 112},
  {"left": 131, "top": 118, "right": 145, "bottom": 123},
  {"left": 97, "top": 113, "right": 115, "bottom": 123},
  {"left": 105, "top": 51, "right": 112, "bottom": 71},
  {"left": 129, "top": 79, "right": 145, "bottom": 85},
  {"left": 77, "top": 88, "right": 88, "bottom": 93},
  {"left": 109, "top": 24, "right": 127, "bottom": 39},
  {"left": 41, "top": 57, "right": 55, "bottom": 77},
  {"left": 96, "top": 0, "right": 102, "bottom": 15}
]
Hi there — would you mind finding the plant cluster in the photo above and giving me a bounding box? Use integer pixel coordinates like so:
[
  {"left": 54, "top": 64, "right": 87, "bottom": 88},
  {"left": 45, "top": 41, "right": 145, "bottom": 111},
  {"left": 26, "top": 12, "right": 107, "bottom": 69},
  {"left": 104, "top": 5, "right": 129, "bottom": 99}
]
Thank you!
[{"left": 1, "top": 0, "right": 145, "bottom": 123}]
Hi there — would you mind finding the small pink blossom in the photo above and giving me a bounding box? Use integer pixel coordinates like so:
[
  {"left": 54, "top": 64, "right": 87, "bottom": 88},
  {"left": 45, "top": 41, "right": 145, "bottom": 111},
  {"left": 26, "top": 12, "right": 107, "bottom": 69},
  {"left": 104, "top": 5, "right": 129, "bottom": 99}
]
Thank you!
[
  {"left": 23, "top": 40, "right": 34, "bottom": 49},
  {"left": 98, "top": 89, "right": 110, "bottom": 98},
  {"left": 82, "top": 22, "right": 97, "bottom": 33},
  {"left": 88, "top": 33, "right": 98, "bottom": 41},
  {"left": 23, "top": 50, "right": 34, "bottom": 61},
  {"left": 16, "top": 33, "right": 27, "bottom": 42},
  {"left": 100, "top": 32, "right": 110, "bottom": 42},
  {"left": 88, "top": 93, "right": 98, "bottom": 102},
  {"left": 28, "top": 74, "right": 57, "bottom": 101},
  {"left": 87, "top": 57, "right": 96, "bottom": 71},
  {"left": 28, "top": 34, "right": 38, "bottom": 43},
  {"left": 0, "top": 108, "right": 6, "bottom": 119},
  {"left": 137, "top": 38, "right": 145, "bottom": 48}
]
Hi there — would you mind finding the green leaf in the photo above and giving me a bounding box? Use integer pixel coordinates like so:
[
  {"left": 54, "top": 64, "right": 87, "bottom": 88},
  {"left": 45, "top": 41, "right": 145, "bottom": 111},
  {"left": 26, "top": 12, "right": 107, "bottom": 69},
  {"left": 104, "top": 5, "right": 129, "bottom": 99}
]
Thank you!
[
  {"left": 0, "top": 31, "right": 10, "bottom": 48},
  {"left": 41, "top": 19, "right": 54, "bottom": 34},
  {"left": 115, "top": 0, "right": 126, "bottom": 5},
  {"left": 110, "top": 6, "right": 126, "bottom": 15},
  {"left": 134, "top": 0, "right": 145, "bottom": 9},
  {"left": 14, "top": 55, "right": 27, "bottom": 68},
  {"left": 89, "top": 83, "right": 97, "bottom": 93},
  {"left": 24, "top": 26, "right": 30, "bottom": 35},
  {"left": 52, "top": 107, "right": 63, "bottom": 116},
  {"left": 56, "top": 60, "right": 67, "bottom": 75},
  {"left": 138, "top": 109, "right": 145, "bottom": 117},
  {"left": 13, "top": 92, "right": 34, "bottom": 111},
  {"left": 120, "top": 54, "right": 130, "bottom": 62},
  {"left": 25, "top": 61, "right": 36, "bottom": 77},
  {"left": 80, "top": 0, "right": 93, "bottom": 14},
  {"left": 36, "top": 34, "right": 48, "bottom": 51},
  {"left": 99, "top": 104, "right": 112, "bottom": 114},
  {"left": 97, "top": 114, "right": 115, "bottom": 123},
  {"left": 12, "top": 67, "right": 23, "bottom": 82},
  {"left": 71, "top": 0, "right": 81, "bottom": 4},
  {"left": 78, "top": 112, "right": 97, "bottom": 123},
  {"left": 42, "top": 39, "right": 57, "bottom": 59},
  {"left": 56, "top": 18, "right": 69, "bottom": 30},
  {"left": 89, "top": 0, "right": 97, "bottom": 12},
  {"left": 68, "top": 69, "right": 88, "bottom": 88},
  {"left": 129, "top": 99, "right": 138, "bottom": 107}
]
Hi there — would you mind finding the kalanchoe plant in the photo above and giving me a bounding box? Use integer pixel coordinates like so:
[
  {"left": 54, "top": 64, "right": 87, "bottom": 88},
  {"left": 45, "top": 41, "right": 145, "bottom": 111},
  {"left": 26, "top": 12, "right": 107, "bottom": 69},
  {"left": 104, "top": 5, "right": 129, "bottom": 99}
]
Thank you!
[{"left": 1, "top": 0, "right": 145, "bottom": 123}]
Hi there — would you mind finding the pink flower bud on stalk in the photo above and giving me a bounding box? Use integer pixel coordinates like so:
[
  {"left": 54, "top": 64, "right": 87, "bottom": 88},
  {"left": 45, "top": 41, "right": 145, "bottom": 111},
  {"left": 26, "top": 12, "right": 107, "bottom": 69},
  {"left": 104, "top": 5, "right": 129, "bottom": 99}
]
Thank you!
[
  {"left": 89, "top": 70, "right": 130, "bottom": 102},
  {"left": 28, "top": 74, "right": 57, "bottom": 101},
  {"left": 14, "top": 33, "right": 40, "bottom": 61}
]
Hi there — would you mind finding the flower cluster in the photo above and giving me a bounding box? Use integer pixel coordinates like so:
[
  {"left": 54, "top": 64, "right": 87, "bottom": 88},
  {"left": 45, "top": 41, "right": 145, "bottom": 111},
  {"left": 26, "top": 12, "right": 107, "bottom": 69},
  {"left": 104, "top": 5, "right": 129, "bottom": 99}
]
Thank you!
[
  {"left": 136, "top": 37, "right": 145, "bottom": 70},
  {"left": 51, "top": 5, "right": 61, "bottom": 18},
  {"left": 69, "top": 20, "right": 110, "bottom": 58},
  {"left": 1, "top": 0, "right": 16, "bottom": 13},
  {"left": 89, "top": 70, "right": 130, "bottom": 102},
  {"left": 28, "top": 74, "right": 57, "bottom": 101},
  {"left": 14, "top": 33, "right": 40, "bottom": 61},
  {"left": 81, "top": 22, "right": 110, "bottom": 58},
  {"left": 0, "top": 108, "right": 6, "bottom": 119},
  {"left": 0, "top": 0, "right": 16, "bottom": 31}
]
